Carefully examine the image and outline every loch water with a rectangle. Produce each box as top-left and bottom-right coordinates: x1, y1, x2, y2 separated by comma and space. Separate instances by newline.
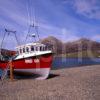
52, 57, 100, 69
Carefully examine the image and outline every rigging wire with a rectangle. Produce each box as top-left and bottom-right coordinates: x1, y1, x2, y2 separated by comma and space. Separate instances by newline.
25, 0, 32, 42
25, 0, 40, 43
26, 0, 31, 26
30, 0, 33, 25
5, 29, 19, 46
14, 32, 19, 45
33, 3, 40, 41
0, 29, 19, 63
0, 31, 6, 52
1, 29, 19, 50
35, 25, 40, 41
32, 0, 40, 41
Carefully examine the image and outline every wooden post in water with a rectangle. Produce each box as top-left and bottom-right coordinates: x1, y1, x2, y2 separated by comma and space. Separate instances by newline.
9, 61, 14, 81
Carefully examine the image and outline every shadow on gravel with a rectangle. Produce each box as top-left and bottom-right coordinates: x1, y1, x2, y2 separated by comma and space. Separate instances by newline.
47, 74, 60, 79
6, 71, 59, 80
7, 71, 40, 80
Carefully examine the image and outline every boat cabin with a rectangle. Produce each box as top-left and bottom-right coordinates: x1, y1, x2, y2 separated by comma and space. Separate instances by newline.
16, 43, 51, 55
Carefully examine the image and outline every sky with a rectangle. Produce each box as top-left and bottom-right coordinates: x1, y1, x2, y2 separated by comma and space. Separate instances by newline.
0, 0, 100, 49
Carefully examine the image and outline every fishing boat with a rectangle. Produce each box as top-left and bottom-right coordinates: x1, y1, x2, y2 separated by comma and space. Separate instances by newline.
0, 30, 53, 80
0, 1, 53, 80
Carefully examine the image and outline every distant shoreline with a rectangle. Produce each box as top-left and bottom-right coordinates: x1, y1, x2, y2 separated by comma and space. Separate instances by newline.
54, 56, 100, 58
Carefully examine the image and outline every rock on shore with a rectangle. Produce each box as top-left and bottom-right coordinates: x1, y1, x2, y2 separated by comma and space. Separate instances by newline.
0, 65, 100, 100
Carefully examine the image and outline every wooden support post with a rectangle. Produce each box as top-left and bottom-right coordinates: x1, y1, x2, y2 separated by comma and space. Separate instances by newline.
9, 61, 14, 81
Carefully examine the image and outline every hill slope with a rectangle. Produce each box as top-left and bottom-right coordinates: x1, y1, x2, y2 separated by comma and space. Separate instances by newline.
41, 36, 100, 57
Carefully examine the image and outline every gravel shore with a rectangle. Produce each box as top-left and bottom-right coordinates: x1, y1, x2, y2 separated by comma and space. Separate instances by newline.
0, 65, 100, 100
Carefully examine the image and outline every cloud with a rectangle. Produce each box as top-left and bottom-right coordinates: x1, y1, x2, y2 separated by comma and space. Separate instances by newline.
74, 0, 100, 19
0, 0, 100, 50
64, 0, 100, 19
0, 0, 28, 28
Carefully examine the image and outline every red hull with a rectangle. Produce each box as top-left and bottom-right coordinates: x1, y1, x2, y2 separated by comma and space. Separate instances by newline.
0, 53, 53, 79
0, 53, 53, 70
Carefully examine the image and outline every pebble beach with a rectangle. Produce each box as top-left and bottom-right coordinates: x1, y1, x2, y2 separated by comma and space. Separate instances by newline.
0, 65, 100, 100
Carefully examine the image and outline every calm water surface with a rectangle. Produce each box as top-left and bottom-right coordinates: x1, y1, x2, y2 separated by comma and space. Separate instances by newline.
52, 57, 100, 69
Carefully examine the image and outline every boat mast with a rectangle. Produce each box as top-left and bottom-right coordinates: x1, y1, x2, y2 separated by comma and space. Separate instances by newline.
25, 0, 40, 43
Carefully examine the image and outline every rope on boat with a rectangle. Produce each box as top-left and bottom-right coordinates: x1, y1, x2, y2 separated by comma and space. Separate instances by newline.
14, 31, 20, 45
1, 60, 14, 84
1, 64, 9, 81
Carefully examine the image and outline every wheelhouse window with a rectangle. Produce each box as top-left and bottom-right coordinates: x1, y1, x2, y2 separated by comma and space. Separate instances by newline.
20, 48, 22, 54
26, 47, 29, 52
43, 46, 45, 51
40, 46, 42, 51
31, 46, 34, 51
36, 47, 38, 51
23, 48, 25, 53
45, 46, 48, 50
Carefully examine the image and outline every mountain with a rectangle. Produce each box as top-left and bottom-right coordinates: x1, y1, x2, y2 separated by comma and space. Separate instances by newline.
40, 36, 63, 54
65, 38, 100, 53
41, 36, 100, 57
